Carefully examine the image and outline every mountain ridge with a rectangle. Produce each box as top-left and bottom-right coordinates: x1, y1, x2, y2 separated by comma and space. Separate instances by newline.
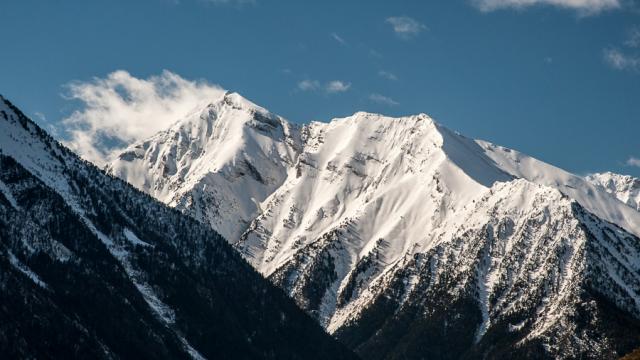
0, 94, 357, 359
107, 91, 300, 241
107, 93, 640, 358
587, 172, 640, 212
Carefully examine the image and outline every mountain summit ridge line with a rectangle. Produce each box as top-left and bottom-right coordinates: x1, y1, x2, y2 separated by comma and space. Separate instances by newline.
106, 92, 640, 358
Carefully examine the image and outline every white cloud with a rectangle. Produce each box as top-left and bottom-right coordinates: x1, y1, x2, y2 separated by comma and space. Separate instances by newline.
624, 27, 640, 48
472, 0, 620, 14
172, 0, 256, 6
33, 112, 46, 122
298, 79, 320, 91
627, 157, 640, 167
369, 49, 383, 58
299, 80, 351, 93
604, 48, 640, 71
61, 70, 225, 165
331, 32, 347, 46
202, 0, 256, 6
602, 26, 640, 72
33, 111, 55, 136
385, 16, 427, 39
369, 93, 399, 106
325, 80, 351, 93
378, 70, 398, 81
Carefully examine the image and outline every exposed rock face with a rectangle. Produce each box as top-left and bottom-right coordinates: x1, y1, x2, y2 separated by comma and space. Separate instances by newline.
108, 92, 300, 242
0, 95, 356, 360
110, 95, 640, 358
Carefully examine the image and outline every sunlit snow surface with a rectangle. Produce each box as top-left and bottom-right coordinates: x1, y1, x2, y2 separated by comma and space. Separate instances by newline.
103, 94, 640, 356
587, 172, 640, 212
108, 92, 299, 242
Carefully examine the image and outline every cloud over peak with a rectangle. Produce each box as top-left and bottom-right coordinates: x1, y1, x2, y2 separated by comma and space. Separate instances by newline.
61, 70, 225, 165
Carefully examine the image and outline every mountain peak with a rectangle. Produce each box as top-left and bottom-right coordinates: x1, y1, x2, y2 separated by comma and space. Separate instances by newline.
171, 91, 275, 132
0, 94, 357, 360
108, 92, 300, 241
341, 111, 436, 126
586, 172, 640, 211
8, 87, 638, 358
218, 91, 263, 111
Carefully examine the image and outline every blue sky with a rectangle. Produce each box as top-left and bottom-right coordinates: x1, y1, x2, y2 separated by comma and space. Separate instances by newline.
1, 0, 639, 174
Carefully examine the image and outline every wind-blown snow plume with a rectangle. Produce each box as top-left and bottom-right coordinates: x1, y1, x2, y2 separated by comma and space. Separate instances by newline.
61, 70, 225, 165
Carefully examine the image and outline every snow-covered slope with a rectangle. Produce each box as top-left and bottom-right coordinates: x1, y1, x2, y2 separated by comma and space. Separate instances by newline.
108, 96, 640, 358
480, 142, 640, 235
232, 112, 640, 353
237, 113, 511, 277
0, 95, 356, 359
332, 180, 640, 359
586, 172, 640, 212
107, 92, 300, 241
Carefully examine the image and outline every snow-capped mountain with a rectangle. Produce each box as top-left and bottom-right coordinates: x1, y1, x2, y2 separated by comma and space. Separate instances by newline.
0, 95, 356, 359
587, 172, 640, 212
110, 95, 640, 358
107, 92, 300, 241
